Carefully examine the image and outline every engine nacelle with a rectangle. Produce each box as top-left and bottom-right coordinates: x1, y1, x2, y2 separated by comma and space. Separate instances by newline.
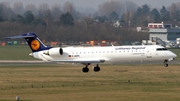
44, 47, 63, 56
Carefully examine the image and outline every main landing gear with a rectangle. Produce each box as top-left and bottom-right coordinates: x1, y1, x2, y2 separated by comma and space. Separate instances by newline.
164, 60, 168, 67
82, 64, 100, 73
94, 65, 100, 72
82, 65, 89, 73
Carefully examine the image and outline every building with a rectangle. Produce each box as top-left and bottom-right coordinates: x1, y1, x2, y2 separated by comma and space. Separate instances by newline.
148, 23, 172, 28
149, 22, 180, 41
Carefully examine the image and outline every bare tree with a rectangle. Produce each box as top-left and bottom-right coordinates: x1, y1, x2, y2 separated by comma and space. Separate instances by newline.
98, 1, 137, 19
123, 11, 131, 26
51, 4, 62, 21
13, 2, 24, 15
176, 2, 180, 10
63, 1, 74, 13
98, 1, 122, 17
38, 3, 49, 19
63, 1, 79, 20
124, 1, 138, 12
170, 3, 177, 20
25, 4, 38, 15
83, 16, 94, 29
39, 3, 49, 11
44, 10, 53, 26
1, 2, 13, 19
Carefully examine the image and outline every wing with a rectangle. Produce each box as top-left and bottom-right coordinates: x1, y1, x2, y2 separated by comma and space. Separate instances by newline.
52, 59, 106, 64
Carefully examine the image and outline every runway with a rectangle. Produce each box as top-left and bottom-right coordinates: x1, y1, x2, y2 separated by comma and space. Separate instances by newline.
0, 60, 179, 66
0, 60, 52, 66
0, 60, 50, 63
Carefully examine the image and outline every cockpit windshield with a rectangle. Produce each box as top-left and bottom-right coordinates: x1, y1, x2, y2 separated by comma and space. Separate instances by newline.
156, 48, 168, 51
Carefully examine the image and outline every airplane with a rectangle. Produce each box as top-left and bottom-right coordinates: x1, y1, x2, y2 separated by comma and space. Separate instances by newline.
6, 32, 177, 73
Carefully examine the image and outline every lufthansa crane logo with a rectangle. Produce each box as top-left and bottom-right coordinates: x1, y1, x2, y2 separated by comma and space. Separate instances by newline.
31, 39, 40, 51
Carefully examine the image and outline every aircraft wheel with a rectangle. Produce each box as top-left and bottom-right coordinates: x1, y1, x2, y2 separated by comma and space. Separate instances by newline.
164, 63, 168, 67
82, 67, 89, 73
164, 60, 168, 67
94, 66, 100, 72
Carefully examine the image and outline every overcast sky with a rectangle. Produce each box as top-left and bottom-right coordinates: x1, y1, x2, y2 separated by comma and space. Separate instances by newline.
0, 0, 180, 9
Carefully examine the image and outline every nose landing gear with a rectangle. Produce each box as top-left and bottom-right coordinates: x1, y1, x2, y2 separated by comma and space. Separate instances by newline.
164, 60, 168, 67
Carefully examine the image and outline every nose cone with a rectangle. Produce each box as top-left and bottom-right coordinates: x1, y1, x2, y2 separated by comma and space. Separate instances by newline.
173, 53, 177, 58
171, 52, 177, 58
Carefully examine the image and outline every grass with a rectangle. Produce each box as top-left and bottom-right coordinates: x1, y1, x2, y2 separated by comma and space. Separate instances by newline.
0, 46, 36, 60
0, 64, 180, 101
0, 46, 179, 100
170, 48, 180, 60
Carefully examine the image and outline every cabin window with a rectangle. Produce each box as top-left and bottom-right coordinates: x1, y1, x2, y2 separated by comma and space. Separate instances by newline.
163, 48, 168, 50
156, 48, 168, 51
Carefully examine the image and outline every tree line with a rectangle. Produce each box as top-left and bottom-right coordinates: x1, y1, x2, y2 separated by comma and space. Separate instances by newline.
0, 1, 180, 44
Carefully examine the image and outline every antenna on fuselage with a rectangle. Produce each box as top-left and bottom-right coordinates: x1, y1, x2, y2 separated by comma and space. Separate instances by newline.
111, 42, 114, 47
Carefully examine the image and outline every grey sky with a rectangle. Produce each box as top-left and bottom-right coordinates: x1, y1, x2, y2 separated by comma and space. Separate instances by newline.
0, 0, 180, 9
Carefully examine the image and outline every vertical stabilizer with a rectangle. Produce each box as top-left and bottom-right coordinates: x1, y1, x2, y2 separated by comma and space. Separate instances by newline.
6, 32, 52, 52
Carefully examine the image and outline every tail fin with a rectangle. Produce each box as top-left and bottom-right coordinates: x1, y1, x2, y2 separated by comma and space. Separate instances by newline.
6, 32, 52, 52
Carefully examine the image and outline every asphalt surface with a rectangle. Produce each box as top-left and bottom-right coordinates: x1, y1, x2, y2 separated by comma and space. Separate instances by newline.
0, 60, 179, 66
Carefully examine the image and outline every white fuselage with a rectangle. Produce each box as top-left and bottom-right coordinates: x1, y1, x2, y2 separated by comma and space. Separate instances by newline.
32, 45, 177, 64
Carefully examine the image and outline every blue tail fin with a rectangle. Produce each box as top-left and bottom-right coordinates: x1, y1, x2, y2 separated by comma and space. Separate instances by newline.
6, 32, 52, 52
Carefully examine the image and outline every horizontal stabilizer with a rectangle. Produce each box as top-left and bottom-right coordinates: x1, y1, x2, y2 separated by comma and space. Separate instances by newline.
6, 33, 36, 39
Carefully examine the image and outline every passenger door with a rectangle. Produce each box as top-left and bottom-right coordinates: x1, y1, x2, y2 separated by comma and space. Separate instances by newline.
146, 47, 152, 58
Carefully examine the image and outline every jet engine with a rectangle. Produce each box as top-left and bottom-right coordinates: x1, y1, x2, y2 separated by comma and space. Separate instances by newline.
43, 47, 63, 56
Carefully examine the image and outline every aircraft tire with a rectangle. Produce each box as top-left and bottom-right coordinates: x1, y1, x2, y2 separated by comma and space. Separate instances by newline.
164, 62, 168, 67
94, 66, 100, 72
82, 67, 89, 73
164, 60, 168, 67
164, 63, 168, 67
